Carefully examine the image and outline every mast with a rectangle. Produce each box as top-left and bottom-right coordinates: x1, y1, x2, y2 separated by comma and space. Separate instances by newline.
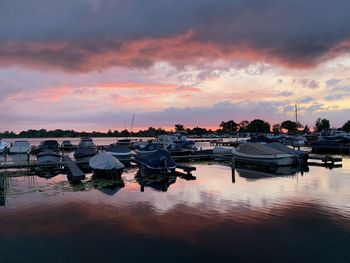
130, 113, 135, 134
295, 102, 298, 124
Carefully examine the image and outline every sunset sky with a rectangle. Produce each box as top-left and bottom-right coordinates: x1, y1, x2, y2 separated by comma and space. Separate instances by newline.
1, 0, 350, 132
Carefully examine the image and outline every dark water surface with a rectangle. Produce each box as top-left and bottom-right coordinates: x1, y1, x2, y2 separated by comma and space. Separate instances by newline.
1, 144, 350, 262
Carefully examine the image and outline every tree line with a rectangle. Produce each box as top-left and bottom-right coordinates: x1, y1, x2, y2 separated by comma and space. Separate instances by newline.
1, 119, 350, 138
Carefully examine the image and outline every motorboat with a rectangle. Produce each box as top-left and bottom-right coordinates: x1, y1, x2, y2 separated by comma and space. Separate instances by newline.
60, 140, 76, 151
116, 139, 132, 146
135, 149, 176, 175
213, 146, 233, 155
137, 142, 168, 153
36, 150, 61, 165
156, 134, 196, 150
34, 140, 60, 154
78, 137, 94, 147
265, 142, 308, 164
232, 143, 296, 166
89, 151, 124, 178
0, 139, 9, 154
36, 150, 61, 176
74, 146, 97, 164
9, 140, 31, 154
105, 145, 132, 163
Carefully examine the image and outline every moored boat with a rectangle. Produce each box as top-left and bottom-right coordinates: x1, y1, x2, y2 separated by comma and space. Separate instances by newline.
89, 151, 124, 178
105, 145, 132, 163
60, 140, 76, 151
0, 139, 9, 154
9, 140, 31, 154
232, 143, 296, 166
135, 149, 176, 175
74, 146, 98, 169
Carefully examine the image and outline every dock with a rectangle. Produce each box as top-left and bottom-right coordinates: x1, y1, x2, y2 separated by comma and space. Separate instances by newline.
210, 140, 240, 147
63, 156, 86, 182
308, 155, 342, 167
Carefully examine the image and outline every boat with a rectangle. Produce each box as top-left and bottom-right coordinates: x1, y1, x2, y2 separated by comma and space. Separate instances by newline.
89, 151, 124, 178
36, 150, 61, 176
265, 142, 308, 164
135, 149, 176, 175
9, 140, 31, 154
116, 139, 132, 146
78, 137, 94, 147
60, 140, 76, 151
0, 139, 9, 154
213, 146, 233, 155
104, 145, 132, 163
137, 142, 168, 153
156, 134, 196, 150
36, 150, 61, 165
74, 146, 97, 166
34, 140, 60, 154
232, 143, 296, 166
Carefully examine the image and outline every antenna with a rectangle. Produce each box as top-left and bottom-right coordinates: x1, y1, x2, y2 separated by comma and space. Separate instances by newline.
130, 113, 135, 133
295, 101, 298, 124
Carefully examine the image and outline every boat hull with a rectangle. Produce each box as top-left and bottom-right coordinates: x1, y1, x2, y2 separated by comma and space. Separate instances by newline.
232, 150, 295, 166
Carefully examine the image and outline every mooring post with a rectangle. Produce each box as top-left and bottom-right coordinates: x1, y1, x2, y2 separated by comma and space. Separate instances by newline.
231, 157, 236, 184
0, 173, 5, 191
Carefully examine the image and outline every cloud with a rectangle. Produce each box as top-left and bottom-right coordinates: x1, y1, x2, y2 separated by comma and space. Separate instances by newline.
294, 78, 320, 89
0, 0, 350, 72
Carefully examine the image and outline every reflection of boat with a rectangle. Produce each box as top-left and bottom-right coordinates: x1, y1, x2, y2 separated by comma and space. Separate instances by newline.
89, 151, 124, 178
135, 172, 176, 192
105, 145, 132, 163
235, 162, 301, 180
92, 177, 125, 195
232, 143, 296, 166
9, 140, 31, 154
135, 149, 176, 175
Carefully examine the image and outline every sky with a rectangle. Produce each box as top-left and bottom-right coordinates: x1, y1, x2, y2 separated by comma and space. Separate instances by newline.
0, 0, 350, 132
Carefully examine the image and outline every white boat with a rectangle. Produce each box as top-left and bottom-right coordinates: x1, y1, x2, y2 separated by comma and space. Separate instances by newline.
89, 151, 124, 177
232, 143, 296, 166
0, 140, 9, 154
9, 140, 31, 154
105, 145, 132, 162
213, 146, 232, 155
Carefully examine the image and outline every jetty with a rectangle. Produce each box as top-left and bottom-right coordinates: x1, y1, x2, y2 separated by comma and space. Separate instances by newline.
63, 156, 86, 182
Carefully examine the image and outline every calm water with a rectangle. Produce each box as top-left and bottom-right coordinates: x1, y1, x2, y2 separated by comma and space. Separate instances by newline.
0, 139, 350, 262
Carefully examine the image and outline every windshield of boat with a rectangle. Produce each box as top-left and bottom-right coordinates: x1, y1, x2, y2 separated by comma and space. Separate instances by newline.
13, 141, 29, 147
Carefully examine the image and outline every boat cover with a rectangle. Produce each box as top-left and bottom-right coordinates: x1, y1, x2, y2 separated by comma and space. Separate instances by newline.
135, 149, 176, 168
89, 151, 125, 170
237, 143, 283, 155
74, 146, 97, 159
106, 145, 131, 154
213, 146, 232, 154
265, 142, 296, 154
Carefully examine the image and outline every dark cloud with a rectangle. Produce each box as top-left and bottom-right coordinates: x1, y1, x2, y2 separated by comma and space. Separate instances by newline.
0, 0, 349, 71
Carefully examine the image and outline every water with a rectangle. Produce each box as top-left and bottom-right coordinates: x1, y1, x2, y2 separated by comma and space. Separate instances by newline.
0, 140, 350, 262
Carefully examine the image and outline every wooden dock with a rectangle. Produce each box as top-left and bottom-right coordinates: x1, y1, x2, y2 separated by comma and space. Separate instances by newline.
209, 141, 240, 147
63, 156, 86, 182
308, 155, 342, 167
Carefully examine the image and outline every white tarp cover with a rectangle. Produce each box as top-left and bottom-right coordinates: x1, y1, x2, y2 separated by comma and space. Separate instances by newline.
213, 146, 232, 154
89, 151, 125, 170
237, 143, 283, 155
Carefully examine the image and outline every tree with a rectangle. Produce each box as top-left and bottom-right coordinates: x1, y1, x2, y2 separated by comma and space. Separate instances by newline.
175, 124, 185, 132
342, 120, 350, 132
219, 120, 238, 134
280, 120, 298, 134
272, 123, 281, 134
315, 118, 330, 132
246, 119, 270, 133
238, 120, 250, 133
303, 125, 311, 134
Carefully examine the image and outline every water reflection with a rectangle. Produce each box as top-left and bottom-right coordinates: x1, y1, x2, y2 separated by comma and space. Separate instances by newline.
0, 162, 350, 262
135, 171, 177, 192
